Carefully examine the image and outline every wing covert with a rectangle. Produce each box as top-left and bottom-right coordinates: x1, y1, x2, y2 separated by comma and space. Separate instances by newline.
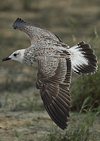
12, 18, 62, 44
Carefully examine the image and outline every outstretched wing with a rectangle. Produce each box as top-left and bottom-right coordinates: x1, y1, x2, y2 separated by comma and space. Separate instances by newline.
12, 18, 62, 45
36, 56, 71, 130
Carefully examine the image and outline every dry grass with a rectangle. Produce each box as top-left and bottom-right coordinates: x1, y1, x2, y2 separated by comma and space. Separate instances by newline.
0, 0, 100, 140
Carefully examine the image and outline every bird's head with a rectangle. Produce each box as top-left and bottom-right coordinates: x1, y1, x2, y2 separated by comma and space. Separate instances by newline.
2, 49, 25, 64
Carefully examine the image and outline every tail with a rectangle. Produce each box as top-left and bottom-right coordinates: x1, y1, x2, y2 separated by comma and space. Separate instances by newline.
68, 41, 97, 74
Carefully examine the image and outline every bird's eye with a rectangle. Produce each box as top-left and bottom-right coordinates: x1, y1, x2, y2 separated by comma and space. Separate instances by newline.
14, 53, 17, 57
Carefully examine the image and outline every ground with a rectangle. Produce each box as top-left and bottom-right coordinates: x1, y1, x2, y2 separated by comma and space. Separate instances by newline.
0, 0, 100, 140
0, 88, 100, 141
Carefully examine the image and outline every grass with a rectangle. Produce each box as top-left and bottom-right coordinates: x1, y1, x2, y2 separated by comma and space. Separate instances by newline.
71, 72, 100, 111
14, 129, 20, 138
0, 0, 100, 140
2, 91, 100, 141
71, 32, 100, 111
14, 129, 27, 141
11, 95, 40, 112
42, 100, 100, 141
0, 89, 44, 112
25, 95, 39, 111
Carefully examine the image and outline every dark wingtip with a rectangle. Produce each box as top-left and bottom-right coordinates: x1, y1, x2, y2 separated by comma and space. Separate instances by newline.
12, 18, 25, 29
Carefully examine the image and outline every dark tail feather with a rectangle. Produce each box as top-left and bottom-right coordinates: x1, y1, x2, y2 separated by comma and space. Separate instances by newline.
69, 41, 97, 74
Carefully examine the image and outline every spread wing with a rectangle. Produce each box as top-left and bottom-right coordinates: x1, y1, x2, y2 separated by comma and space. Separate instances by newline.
12, 18, 62, 45
36, 56, 71, 130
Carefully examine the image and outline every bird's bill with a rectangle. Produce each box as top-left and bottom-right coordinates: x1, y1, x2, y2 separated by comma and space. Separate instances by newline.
2, 57, 11, 62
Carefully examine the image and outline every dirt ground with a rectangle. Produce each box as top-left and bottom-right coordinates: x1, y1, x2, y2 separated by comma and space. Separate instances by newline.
0, 0, 100, 140
0, 87, 100, 141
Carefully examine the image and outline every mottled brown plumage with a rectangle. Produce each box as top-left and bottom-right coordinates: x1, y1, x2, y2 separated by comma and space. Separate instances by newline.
2, 18, 97, 130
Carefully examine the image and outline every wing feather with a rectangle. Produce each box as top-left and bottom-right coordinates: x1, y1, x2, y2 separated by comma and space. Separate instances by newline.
36, 56, 72, 129
12, 18, 62, 44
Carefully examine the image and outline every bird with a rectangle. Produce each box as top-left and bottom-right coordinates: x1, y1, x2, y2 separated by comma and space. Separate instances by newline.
2, 18, 97, 130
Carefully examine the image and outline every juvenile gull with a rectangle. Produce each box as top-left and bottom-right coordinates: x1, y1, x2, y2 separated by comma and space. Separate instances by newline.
2, 18, 97, 130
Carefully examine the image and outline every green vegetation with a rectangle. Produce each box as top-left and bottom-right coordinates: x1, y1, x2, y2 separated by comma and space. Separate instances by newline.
14, 129, 20, 138
42, 101, 100, 141
71, 33, 100, 111
71, 72, 100, 111
0, 0, 100, 140
1, 90, 43, 112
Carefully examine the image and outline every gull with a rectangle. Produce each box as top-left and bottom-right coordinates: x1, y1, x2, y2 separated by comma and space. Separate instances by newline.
2, 18, 97, 130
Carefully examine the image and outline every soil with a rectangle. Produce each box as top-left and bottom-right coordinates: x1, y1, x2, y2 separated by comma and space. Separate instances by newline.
0, 0, 100, 140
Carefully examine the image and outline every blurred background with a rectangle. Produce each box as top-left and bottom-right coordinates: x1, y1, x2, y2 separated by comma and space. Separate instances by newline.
0, 0, 100, 109
0, 0, 100, 140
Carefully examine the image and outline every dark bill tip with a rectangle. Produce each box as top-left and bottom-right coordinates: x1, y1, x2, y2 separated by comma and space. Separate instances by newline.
2, 57, 11, 62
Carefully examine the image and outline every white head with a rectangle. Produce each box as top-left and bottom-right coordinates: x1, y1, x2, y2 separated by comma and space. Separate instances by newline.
2, 49, 25, 64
